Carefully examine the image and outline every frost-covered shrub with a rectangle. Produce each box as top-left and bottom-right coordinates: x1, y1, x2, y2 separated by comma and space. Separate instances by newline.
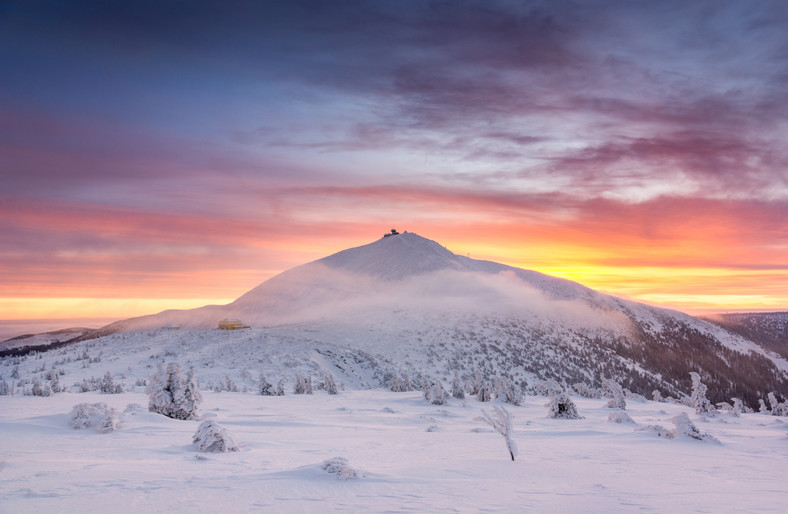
69, 402, 119, 433
100, 372, 123, 394
293, 374, 313, 394
572, 382, 600, 399
192, 420, 239, 453
495, 377, 523, 406
32, 378, 52, 397
638, 423, 672, 438
652, 390, 663, 402
0, 378, 11, 396
322, 457, 358, 480
424, 380, 447, 405
758, 399, 769, 414
49, 372, 61, 393
450, 371, 465, 399
477, 382, 492, 402
259, 374, 274, 396
481, 405, 518, 461
731, 398, 745, 416
547, 391, 583, 419
767, 392, 788, 416
689, 372, 715, 416
608, 411, 636, 424
465, 371, 482, 396
275, 379, 286, 396
603, 379, 626, 410
323, 372, 338, 395
671, 413, 719, 443
146, 363, 203, 420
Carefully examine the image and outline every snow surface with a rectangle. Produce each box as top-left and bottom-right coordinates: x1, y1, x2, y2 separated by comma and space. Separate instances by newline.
2, 390, 787, 513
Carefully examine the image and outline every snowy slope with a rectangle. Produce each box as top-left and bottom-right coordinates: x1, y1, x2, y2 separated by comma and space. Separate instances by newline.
2, 390, 787, 513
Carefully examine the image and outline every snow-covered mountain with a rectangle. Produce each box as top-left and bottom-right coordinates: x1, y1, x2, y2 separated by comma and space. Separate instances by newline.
5, 232, 788, 407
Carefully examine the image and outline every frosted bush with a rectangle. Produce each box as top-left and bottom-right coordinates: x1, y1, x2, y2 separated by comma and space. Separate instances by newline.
69, 402, 119, 433
193, 420, 239, 453
100, 372, 123, 394
259, 374, 274, 396
767, 392, 788, 416
608, 411, 636, 424
477, 381, 492, 402
671, 413, 719, 443
450, 371, 465, 399
146, 362, 202, 420
32, 378, 52, 397
547, 391, 583, 419
603, 379, 626, 410
322, 457, 358, 480
639, 413, 718, 443
323, 372, 338, 395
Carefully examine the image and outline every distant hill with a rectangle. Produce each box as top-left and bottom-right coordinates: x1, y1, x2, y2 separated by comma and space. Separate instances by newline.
702, 312, 788, 359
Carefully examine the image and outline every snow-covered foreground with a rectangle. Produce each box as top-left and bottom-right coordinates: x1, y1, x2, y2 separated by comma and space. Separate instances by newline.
2, 391, 787, 513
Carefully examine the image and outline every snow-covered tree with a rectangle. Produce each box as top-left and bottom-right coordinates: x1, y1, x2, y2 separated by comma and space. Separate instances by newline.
390, 372, 408, 392
767, 392, 788, 416
547, 390, 582, 419
146, 362, 202, 420
758, 399, 769, 414
603, 378, 626, 410
181, 367, 203, 416
0, 378, 11, 396
275, 379, 286, 396
450, 371, 465, 399
481, 405, 518, 461
323, 372, 338, 395
499, 378, 523, 406
100, 371, 123, 394
465, 371, 482, 396
477, 381, 492, 402
259, 374, 274, 396
423, 379, 447, 405
293, 374, 307, 394
731, 397, 745, 416
689, 372, 715, 416
193, 420, 239, 453
652, 390, 663, 402
49, 372, 61, 393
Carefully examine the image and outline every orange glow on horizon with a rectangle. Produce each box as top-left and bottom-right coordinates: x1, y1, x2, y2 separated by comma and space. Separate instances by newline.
2, 197, 786, 320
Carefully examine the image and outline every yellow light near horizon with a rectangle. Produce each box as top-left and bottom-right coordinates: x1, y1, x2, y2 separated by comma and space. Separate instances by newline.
0, 297, 236, 321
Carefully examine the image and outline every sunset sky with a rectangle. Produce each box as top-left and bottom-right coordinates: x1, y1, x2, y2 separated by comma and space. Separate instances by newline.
2, 0, 787, 321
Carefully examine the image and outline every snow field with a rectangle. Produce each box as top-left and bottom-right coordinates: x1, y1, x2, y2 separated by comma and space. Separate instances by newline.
2, 390, 787, 513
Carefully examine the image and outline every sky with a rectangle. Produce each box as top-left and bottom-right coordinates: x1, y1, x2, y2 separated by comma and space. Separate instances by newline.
1, 0, 787, 321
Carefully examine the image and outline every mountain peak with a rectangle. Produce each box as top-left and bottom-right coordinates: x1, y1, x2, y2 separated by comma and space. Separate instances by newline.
317, 231, 463, 281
